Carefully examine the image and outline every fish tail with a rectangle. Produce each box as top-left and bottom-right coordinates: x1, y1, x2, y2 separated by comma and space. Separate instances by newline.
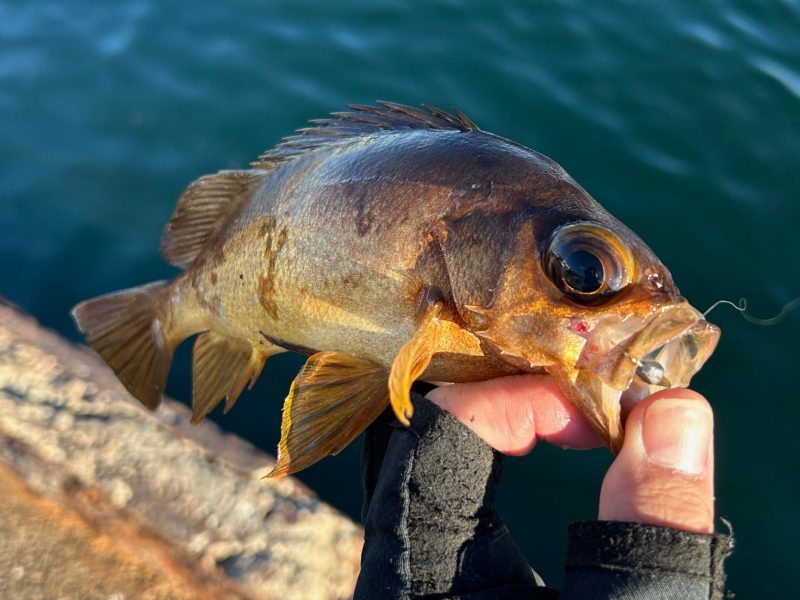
71, 280, 181, 410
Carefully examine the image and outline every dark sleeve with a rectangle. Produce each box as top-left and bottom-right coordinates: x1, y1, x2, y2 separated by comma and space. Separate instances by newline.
355, 393, 734, 600
562, 521, 734, 600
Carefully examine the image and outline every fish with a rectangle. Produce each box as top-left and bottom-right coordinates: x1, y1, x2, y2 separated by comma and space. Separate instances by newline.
72, 101, 720, 477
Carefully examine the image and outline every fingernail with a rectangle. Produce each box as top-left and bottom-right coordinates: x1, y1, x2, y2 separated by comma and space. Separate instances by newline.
643, 398, 711, 475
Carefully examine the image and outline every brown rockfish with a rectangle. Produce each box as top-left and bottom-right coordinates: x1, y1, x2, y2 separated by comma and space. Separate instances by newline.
72, 102, 720, 476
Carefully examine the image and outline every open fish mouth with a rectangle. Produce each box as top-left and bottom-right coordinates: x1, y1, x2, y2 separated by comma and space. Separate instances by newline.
570, 302, 720, 451
621, 316, 720, 419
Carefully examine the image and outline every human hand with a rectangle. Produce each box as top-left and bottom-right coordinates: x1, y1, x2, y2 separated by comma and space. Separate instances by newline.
427, 375, 714, 533
356, 376, 728, 598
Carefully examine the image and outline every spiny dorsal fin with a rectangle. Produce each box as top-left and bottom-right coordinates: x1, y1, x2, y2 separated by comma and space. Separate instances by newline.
267, 352, 389, 477
161, 170, 265, 268
252, 101, 480, 170
191, 330, 283, 424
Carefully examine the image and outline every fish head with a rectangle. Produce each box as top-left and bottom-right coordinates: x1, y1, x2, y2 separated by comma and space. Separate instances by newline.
441, 168, 719, 452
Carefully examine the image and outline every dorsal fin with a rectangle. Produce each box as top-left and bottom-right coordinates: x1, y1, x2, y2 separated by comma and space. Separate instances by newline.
160, 170, 265, 267
251, 101, 480, 170
162, 103, 477, 267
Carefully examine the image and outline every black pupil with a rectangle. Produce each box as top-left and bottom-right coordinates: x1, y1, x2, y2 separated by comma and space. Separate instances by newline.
562, 250, 604, 293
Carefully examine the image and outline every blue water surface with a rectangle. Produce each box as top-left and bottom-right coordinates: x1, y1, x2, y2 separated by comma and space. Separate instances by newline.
2, 1, 799, 596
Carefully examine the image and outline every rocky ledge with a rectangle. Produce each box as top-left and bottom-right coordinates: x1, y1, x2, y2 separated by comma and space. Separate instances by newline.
0, 301, 362, 600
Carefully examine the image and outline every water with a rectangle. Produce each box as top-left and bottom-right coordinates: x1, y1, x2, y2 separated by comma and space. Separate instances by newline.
2, 1, 799, 596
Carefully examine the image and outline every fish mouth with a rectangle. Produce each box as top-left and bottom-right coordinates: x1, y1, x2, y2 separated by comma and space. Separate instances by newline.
570, 302, 720, 452
620, 316, 720, 420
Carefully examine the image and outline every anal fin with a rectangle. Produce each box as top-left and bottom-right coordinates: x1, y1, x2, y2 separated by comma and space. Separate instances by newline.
267, 352, 389, 478
388, 298, 443, 425
191, 331, 282, 424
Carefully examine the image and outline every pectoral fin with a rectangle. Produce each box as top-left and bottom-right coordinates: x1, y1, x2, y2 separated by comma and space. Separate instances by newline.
267, 352, 389, 478
388, 299, 443, 425
191, 331, 283, 424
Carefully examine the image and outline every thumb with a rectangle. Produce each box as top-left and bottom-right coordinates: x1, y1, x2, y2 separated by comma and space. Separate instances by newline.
598, 389, 715, 534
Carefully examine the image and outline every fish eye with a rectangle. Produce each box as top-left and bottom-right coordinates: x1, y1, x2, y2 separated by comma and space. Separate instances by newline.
544, 222, 635, 305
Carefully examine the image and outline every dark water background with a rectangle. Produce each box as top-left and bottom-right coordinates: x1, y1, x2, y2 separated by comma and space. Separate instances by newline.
2, 1, 799, 596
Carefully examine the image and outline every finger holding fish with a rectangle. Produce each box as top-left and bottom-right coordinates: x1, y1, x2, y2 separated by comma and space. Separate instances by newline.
426, 374, 602, 455
427, 376, 716, 533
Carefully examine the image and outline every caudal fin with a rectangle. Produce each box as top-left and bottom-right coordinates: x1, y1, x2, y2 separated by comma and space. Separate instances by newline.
71, 281, 176, 410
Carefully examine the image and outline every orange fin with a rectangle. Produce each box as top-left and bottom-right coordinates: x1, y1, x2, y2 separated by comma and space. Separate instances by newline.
388, 299, 443, 425
71, 281, 176, 410
160, 170, 265, 268
191, 331, 282, 424
267, 352, 389, 478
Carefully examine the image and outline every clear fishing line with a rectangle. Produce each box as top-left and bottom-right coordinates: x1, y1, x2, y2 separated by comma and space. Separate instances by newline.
703, 296, 800, 326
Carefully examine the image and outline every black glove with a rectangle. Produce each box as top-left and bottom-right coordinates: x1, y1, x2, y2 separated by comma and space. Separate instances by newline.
355, 394, 733, 600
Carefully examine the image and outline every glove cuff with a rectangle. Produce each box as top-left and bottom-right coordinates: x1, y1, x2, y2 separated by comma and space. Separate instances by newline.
564, 520, 734, 599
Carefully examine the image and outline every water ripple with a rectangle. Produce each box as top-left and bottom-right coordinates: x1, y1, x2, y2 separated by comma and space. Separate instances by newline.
682, 21, 730, 50
752, 55, 800, 101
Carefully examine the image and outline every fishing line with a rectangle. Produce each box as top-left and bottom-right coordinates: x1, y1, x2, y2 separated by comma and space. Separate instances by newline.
703, 296, 800, 325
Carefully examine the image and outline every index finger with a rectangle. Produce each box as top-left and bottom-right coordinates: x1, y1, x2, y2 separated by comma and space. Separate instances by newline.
426, 374, 601, 455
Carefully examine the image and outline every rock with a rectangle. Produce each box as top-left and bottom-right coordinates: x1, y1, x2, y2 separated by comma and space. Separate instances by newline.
0, 301, 362, 599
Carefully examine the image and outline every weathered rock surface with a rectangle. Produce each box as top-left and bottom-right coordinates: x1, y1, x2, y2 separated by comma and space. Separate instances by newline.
0, 301, 362, 599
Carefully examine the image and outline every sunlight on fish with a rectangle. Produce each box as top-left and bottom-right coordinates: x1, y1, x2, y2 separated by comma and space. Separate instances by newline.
72, 102, 721, 475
